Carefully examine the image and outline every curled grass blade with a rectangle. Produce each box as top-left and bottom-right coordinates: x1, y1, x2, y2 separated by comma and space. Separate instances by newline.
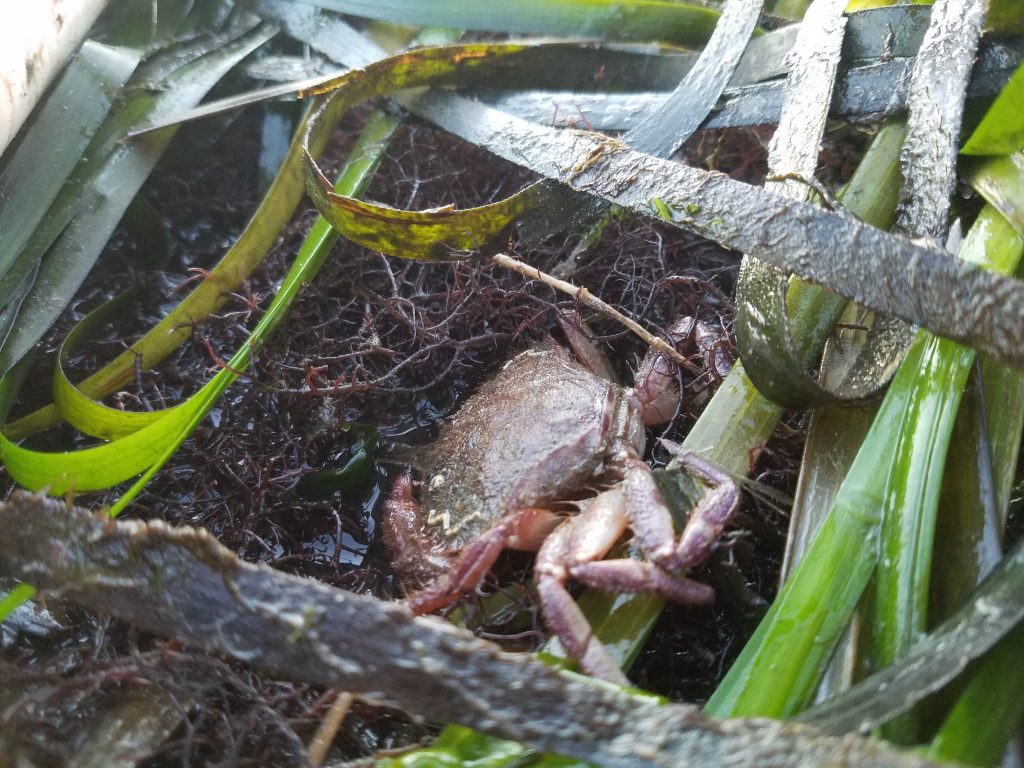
0, 107, 399, 498
5, 61, 335, 440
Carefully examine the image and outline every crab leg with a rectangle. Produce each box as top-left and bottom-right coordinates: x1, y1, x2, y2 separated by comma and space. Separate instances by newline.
535, 487, 713, 685
558, 311, 620, 383
622, 451, 738, 574
403, 506, 562, 615
535, 488, 631, 685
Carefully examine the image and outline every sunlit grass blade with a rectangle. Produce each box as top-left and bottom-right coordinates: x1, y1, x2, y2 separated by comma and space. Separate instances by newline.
960, 59, 1024, 156
0, 106, 399, 497
0, 583, 37, 623
2, 55, 355, 440
780, 117, 907, 587
105, 108, 398, 512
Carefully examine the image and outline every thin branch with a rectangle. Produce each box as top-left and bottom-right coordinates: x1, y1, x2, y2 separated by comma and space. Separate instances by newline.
493, 253, 702, 376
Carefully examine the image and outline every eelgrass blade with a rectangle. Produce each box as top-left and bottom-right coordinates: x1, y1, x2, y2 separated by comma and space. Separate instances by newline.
3, 16, 418, 440
796, 534, 1024, 735
4, 85, 320, 440
105, 109, 401, 518
734, 0, 872, 410
517, 0, 763, 244
295, 0, 722, 48
0, 18, 275, 377
0, 40, 141, 290
961, 59, 1024, 156
706, 204, 1024, 720
924, 159, 1024, 766
0, 105, 399, 497
0, 583, 37, 623
781, 132, 911, 570
864, 0, 1009, 737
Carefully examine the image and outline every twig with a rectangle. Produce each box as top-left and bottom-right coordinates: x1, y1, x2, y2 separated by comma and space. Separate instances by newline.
493, 253, 702, 376
308, 691, 355, 765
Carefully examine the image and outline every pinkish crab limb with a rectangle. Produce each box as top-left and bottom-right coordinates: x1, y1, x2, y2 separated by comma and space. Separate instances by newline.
535, 488, 631, 683
634, 316, 696, 425
621, 451, 739, 574
560, 310, 696, 425
665, 447, 741, 568
402, 505, 562, 615
535, 487, 716, 684
557, 311, 620, 383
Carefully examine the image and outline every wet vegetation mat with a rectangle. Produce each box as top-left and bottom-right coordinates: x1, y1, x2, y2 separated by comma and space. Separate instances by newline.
1, 0, 1024, 766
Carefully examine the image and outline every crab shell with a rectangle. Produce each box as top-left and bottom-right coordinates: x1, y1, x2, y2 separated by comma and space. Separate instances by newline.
386, 344, 645, 587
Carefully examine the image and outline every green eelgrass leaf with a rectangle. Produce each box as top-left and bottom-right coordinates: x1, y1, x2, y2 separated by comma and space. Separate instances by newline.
0, 19, 275, 378
960, 59, 1024, 156
292, 0, 723, 48
923, 359, 1024, 764
966, 153, 1024, 239
796, 534, 1024, 735
0, 583, 37, 623
53, 291, 184, 440
869, 72, 1024, 735
706, 203, 1024, 720
4, 54, 346, 440
985, 0, 1024, 33
0, 107, 399, 497
377, 725, 588, 768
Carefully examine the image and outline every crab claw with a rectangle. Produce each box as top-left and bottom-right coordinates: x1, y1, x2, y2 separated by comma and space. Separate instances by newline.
635, 316, 697, 426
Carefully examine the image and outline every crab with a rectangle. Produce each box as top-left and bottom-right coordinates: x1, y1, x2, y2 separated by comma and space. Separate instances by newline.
382, 317, 738, 685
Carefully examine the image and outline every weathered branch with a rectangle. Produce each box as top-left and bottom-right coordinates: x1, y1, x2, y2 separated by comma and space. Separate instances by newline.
0, 493, 945, 768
